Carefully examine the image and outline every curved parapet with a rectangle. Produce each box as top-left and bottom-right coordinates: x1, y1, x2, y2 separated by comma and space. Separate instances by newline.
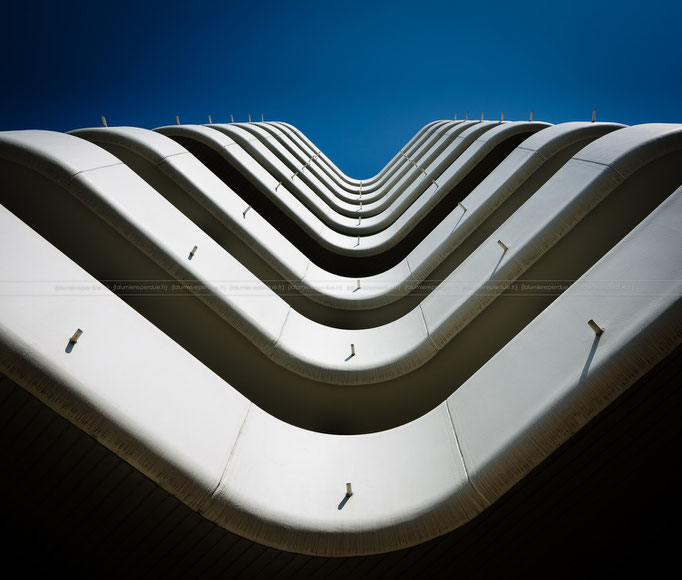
267, 120, 447, 190
2, 123, 679, 388
152, 122, 552, 277
1, 119, 681, 557
69, 122, 622, 329
154, 121, 546, 239
271, 120, 453, 190
223, 120, 466, 208
238, 120, 455, 201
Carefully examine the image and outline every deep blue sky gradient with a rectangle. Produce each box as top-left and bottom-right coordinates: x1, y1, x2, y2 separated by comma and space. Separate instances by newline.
1, 0, 681, 177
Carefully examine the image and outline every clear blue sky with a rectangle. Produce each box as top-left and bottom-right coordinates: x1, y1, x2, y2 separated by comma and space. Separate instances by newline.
1, 0, 680, 177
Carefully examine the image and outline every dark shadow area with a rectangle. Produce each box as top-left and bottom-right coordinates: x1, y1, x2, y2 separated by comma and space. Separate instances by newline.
580, 334, 602, 384
490, 247, 506, 277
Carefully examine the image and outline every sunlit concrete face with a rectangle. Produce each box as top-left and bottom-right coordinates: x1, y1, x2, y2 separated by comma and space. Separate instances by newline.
1, 119, 681, 556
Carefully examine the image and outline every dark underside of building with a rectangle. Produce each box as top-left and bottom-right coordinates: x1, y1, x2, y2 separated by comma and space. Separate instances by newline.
1, 343, 680, 579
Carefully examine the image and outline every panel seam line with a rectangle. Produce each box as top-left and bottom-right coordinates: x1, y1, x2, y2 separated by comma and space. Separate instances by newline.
210, 402, 253, 500
444, 401, 491, 506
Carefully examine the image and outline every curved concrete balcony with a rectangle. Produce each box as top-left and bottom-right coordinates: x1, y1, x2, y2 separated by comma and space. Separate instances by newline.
67, 122, 621, 329
1, 119, 680, 556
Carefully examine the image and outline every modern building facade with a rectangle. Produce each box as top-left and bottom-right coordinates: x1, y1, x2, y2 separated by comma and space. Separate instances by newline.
1, 118, 681, 576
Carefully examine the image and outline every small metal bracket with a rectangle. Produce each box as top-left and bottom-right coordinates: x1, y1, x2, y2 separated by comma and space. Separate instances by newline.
66, 328, 83, 353
587, 319, 605, 336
